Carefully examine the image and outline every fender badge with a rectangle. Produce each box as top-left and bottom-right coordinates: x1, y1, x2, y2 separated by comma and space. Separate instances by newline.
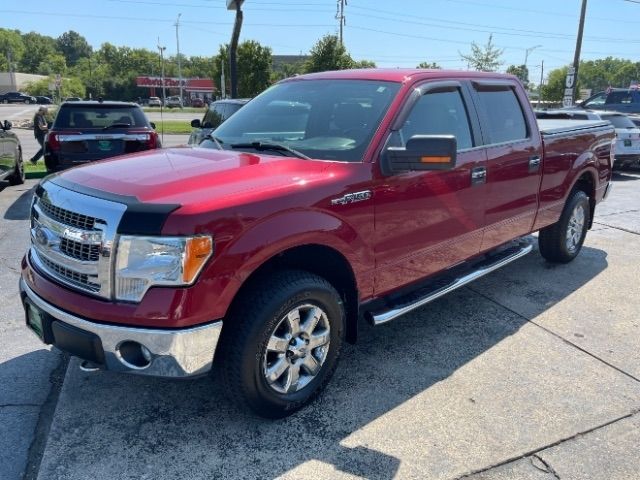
331, 190, 372, 206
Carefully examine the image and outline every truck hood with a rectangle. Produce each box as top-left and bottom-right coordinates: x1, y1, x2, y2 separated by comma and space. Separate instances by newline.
52, 147, 335, 210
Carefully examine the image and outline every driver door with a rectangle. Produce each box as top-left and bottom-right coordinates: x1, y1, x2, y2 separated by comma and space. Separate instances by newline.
373, 81, 487, 295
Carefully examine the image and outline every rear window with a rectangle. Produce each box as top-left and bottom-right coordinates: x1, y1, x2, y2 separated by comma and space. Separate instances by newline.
53, 105, 149, 129
601, 114, 636, 129
605, 91, 636, 105
475, 87, 529, 144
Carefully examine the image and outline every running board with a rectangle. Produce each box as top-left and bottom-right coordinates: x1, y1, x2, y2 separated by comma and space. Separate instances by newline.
366, 241, 533, 326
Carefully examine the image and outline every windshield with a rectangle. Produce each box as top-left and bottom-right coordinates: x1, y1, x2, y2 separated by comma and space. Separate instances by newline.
209, 79, 401, 162
601, 114, 636, 129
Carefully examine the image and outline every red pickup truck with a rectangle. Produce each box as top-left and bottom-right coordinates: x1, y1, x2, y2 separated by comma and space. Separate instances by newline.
20, 69, 614, 417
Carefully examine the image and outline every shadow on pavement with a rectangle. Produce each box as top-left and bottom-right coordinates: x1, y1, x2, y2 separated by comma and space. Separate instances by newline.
4, 186, 35, 221
612, 171, 640, 182
36, 244, 609, 479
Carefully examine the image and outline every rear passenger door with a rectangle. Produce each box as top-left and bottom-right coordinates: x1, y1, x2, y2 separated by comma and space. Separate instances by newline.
470, 81, 543, 251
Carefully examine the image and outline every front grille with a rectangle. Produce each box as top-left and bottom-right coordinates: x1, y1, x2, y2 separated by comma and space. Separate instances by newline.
59, 238, 100, 262
38, 197, 99, 230
40, 255, 101, 292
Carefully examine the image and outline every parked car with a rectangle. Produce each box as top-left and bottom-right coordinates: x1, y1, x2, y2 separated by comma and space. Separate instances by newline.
536, 109, 640, 168
20, 69, 614, 418
188, 98, 249, 145
190, 97, 205, 108
576, 87, 640, 114
165, 96, 182, 108
0, 120, 25, 188
35, 96, 54, 105
148, 96, 162, 107
0, 91, 37, 104
43, 100, 160, 172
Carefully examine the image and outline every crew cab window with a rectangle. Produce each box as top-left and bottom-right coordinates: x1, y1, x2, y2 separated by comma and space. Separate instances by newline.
606, 91, 634, 105
476, 87, 528, 144
396, 89, 474, 150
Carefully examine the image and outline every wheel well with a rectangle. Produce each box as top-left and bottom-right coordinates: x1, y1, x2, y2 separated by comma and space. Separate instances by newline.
572, 172, 596, 228
229, 244, 360, 344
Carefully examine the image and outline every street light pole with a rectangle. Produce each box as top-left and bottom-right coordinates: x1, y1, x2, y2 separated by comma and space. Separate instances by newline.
157, 38, 167, 107
523, 44, 542, 84
175, 13, 183, 107
228, 0, 244, 99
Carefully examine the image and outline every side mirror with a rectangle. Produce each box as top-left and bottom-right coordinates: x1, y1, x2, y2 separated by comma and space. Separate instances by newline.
3, 120, 12, 130
150, 122, 156, 130
191, 119, 201, 128
382, 135, 457, 176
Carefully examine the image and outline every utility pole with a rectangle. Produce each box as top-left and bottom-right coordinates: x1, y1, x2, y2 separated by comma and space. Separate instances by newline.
571, 0, 588, 102
220, 60, 226, 99
228, 0, 244, 99
336, 0, 346, 45
537, 60, 544, 108
175, 13, 183, 106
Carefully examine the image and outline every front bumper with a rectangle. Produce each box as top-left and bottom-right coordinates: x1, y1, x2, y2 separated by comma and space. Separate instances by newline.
20, 278, 223, 378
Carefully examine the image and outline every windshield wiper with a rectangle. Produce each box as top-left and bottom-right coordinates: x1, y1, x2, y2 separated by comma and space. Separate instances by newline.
230, 141, 310, 159
103, 123, 131, 130
205, 133, 224, 150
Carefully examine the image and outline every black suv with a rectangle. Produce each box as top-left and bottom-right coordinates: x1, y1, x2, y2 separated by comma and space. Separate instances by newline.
44, 101, 160, 172
0, 120, 25, 188
188, 98, 249, 145
0, 92, 37, 104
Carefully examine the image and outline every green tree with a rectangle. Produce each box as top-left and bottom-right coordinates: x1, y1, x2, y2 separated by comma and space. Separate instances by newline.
26, 75, 85, 99
460, 34, 504, 72
541, 66, 568, 102
304, 34, 354, 73
19, 32, 57, 73
213, 40, 273, 97
57, 31, 92, 67
416, 61, 441, 69
506, 64, 530, 87
352, 59, 376, 68
0, 29, 25, 72
37, 54, 67, 76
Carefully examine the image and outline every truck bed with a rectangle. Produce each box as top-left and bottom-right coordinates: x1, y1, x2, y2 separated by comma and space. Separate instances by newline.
537, 119, 611, 136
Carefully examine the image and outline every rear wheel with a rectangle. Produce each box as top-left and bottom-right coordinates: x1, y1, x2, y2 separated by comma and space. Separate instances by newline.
539, 190, 590, 263
8, 150, 25, 185
218, 270, 345, 418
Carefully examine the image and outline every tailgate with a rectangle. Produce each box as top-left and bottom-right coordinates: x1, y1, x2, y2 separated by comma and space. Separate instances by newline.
57, 133, 150, 164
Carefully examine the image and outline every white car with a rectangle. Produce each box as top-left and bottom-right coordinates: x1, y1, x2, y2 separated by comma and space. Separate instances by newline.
165, 96, 183, 108
536, 109, 640, 168
148, 96, 162, 107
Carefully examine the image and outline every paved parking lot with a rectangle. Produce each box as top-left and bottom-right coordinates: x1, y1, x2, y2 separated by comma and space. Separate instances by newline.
1, 135, 639, 478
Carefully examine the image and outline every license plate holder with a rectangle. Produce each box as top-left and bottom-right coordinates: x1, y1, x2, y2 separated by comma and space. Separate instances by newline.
25, 301, 45, 341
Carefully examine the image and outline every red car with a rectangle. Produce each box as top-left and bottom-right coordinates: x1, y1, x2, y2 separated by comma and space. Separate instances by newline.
190, 97, 205, 108
21, 69, 614, 417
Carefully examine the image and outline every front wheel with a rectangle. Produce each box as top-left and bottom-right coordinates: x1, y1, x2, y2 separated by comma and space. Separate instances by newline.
218, 270, 345, 418
538, 190, 590, 263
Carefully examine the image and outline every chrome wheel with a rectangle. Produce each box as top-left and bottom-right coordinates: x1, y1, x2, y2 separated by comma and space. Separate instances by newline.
566, 204, 585, 253
262, 303, 331, 394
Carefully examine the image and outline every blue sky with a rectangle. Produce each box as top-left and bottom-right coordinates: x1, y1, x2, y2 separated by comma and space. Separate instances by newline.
4, 0, 640, 80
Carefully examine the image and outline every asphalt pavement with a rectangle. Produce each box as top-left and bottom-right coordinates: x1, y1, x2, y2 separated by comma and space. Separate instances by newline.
1, 122, 639, 478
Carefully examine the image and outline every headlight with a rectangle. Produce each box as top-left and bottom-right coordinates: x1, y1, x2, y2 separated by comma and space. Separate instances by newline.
115, 235, 213, 302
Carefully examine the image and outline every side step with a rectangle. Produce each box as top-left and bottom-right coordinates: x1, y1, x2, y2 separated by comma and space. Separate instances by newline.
366, 240, 533, 326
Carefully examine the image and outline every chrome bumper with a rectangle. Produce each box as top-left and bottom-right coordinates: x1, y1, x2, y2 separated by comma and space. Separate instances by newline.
20, 278, 223, 378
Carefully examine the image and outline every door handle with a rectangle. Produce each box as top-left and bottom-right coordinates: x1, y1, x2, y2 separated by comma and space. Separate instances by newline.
471, 166, 486, 185
529, 155, 541, 172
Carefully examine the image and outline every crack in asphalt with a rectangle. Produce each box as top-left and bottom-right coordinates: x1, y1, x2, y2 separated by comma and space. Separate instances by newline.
592, 221, 639, 236
467, 286, 640, 385
23, 351, 69, 480
455, 409, 639, 479
532, 454, 561, 479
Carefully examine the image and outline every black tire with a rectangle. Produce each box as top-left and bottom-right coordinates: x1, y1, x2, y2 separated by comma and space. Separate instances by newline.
539, 190, 590, 263
217, 269, 345, 418
8, 149, 25, 186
